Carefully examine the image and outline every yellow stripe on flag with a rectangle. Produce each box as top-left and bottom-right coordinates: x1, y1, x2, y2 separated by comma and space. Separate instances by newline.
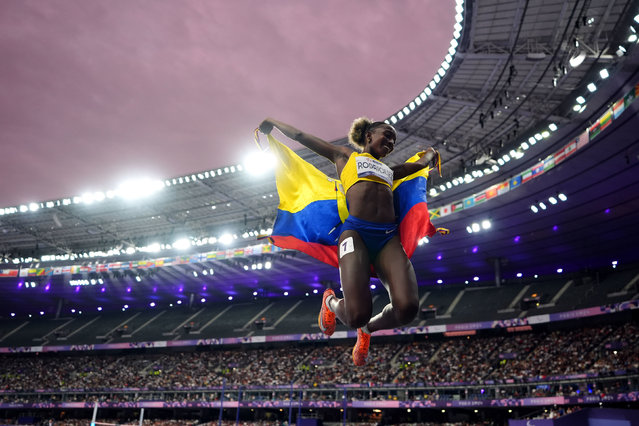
267, 135, 347, 219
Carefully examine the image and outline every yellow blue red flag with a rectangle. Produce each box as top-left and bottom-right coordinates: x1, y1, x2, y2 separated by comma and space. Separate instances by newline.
265, 135, 441, 268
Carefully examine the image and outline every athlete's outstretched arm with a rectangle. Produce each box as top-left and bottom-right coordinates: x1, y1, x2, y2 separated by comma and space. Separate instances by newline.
391, 147, 440, 180
259, 118, 351, 164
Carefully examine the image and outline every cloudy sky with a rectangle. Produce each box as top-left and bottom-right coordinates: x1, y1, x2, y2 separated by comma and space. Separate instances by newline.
0, 0, 454, 206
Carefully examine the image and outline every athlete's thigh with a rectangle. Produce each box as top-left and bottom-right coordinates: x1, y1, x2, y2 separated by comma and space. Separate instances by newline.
338, 230, 373, 309
374, 236, 418, 306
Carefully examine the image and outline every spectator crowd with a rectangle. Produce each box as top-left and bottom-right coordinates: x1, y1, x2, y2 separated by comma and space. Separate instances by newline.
0, 322, 637, 398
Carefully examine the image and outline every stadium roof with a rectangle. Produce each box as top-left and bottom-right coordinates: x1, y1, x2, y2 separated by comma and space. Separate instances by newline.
1, 0, 639, 311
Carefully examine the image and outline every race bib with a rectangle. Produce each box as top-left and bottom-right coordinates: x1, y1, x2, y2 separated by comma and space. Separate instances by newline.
355, 156, 393, 186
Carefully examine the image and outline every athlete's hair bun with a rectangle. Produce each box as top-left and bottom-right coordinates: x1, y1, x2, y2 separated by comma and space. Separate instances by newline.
348, 117, 373, 150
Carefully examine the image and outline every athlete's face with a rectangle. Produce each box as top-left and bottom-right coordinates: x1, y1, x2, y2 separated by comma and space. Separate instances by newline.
366, 124, 397, 159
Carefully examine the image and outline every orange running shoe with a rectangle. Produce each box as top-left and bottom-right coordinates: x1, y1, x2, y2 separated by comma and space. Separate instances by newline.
352, 328, 371, 366
318, 289, 336, 336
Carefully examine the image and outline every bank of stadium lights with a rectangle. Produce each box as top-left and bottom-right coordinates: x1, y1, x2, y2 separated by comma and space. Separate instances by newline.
466, 219, 491, 234
244, 261, 272, 271
1, 163, 248, 217
530, 193, 567, 213
431, 124, 558, 198
387, 0, 464, 125
32, 228, 273, 266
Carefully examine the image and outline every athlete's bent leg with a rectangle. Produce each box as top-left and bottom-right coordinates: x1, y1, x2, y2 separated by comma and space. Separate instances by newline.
366, 236, 419, 333
324, 230, 372, 329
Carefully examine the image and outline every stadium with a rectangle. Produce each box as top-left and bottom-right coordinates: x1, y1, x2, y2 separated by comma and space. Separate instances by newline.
1, 0, 639, 425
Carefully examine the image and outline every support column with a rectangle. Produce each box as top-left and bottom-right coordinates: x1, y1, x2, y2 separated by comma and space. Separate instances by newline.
494, 257, 502, 287
55, 298, 64, 319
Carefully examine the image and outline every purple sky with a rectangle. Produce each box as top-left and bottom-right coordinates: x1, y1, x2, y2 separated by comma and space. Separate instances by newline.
0, 1, 454, 206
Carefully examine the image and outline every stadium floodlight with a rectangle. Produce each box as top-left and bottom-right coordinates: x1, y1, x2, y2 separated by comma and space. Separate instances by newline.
539, 201, 547, 210
264, 261, 272, 269
116, 178, 164, 200
549, 123, 558, 131
549, 196, 558, 205
576, 96, 586, 104
172, 238, 191, 250
558, 193, 567, 201
569, 51, 586, 68
531, 205, 539, 213
481, 219, 491, 230
599, 68, 609, 79
587, 83, 597, 92
471, 223, 480, 233
244, 150, 277, 177
28, 203, 39, 212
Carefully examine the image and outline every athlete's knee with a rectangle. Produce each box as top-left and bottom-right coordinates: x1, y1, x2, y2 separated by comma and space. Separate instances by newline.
345, 308, 372, 329
393, 299, 419, 325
